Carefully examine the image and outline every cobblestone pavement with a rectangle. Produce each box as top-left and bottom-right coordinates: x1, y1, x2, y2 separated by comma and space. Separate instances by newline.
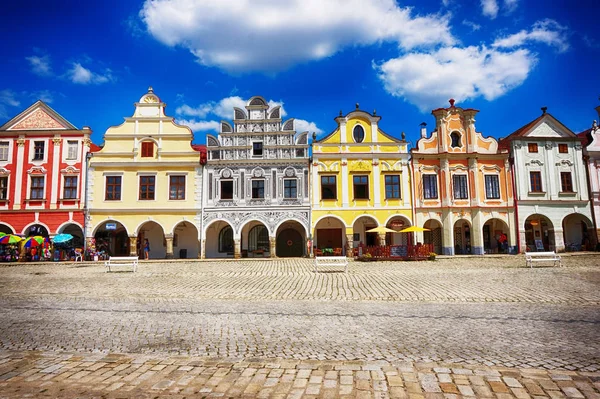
0, 255, 599, 397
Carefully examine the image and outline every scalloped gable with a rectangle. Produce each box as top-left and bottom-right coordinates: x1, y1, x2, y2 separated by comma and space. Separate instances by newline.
0, 101, 78, 131
527, 119, 575, 138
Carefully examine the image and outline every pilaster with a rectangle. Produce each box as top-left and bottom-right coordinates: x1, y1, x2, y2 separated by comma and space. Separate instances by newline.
234, 238, 241, 259
270, 237, 276, 258
129, 236, 138, 257
165, 235, 174, 259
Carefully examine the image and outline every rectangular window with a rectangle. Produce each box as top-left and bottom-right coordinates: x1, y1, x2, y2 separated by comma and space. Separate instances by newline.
63, 176, 78, 199
0, 142, 8, 161
252, 180, 264, 198
423, 175, 438, 199
321, 176, 337, 200
560, 172, 573, 192
453, 174, 468, 199
169, 175, 186, 200
530, 171, 543, 192
558, 144, 568, 153
385, 175, 400, 199
139, 176, 155, 200
284, 179, 297, 199
252, 142, 263, 157
33, 141, 45, 160
0, 176, 7, 200
220, 180, 233, 199
353, 175, 369, 199
67, 140, 78, 160
141, 142, 154, 157
30, 176, 44, 199
105, 176, 122, 200
528, 143, 538, 153
485, 175, 501, 199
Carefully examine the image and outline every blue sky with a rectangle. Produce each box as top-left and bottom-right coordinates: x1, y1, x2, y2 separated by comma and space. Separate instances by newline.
2, 0, 599, 147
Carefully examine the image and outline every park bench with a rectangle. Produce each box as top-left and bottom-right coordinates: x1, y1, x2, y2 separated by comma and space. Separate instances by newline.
105, 256, 139, 272
525, 251, 562, 268
314, 256, 348, 273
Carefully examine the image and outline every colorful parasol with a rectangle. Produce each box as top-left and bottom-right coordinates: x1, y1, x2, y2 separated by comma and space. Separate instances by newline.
23, 236, 49, 248
0, 234, 23, 245
52, 233, 73, 244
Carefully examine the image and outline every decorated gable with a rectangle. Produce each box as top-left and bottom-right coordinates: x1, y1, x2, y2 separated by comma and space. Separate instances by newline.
527, 119, 574, 138
0, 101, 77, 131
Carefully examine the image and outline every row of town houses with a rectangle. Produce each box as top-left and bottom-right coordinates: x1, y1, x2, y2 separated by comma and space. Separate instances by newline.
1, 87, 599, 259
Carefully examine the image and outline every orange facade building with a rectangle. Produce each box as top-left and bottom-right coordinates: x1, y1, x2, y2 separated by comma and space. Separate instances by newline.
411, 100, 516, 255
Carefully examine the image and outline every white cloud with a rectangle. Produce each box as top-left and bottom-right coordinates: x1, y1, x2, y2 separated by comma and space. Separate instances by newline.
462, 20, 481, 32
139, 0, 455, 73
67, 63, 114, 85
441, 0, 451, 6
295, 119, 323, 134
375, 46, 535, 112
0, 89, 20, 119
492, 19, 569, 52
503, 0, 518, 13
481, 0, 499, 19
177, 96, 288, 120
30, 90, 54, 103
26, 55, 52, 76
176, 119, 220, 132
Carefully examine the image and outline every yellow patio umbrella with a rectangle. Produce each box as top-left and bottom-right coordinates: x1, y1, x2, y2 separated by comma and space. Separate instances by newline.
366, 226, 399, 234
398, 226, 430, 233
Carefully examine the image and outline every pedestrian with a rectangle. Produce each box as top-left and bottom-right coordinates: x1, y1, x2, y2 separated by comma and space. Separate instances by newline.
498, 233, 507, 253
144, 239, 150, 260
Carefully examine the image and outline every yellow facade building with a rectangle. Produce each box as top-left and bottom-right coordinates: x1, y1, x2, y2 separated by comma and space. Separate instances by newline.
86, 88, 203, 259
311, 106, 412, 254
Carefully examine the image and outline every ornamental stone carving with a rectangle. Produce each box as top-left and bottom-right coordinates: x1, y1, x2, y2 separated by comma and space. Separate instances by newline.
12, 109, 64, 130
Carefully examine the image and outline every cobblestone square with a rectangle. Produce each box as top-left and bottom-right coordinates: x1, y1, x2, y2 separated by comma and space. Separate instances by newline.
0, 254, 598, 397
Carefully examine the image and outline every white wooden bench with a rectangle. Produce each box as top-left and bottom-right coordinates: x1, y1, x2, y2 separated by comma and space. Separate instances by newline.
525, 251, 562, 268
314, 256, 348, 273
105, 256, 139, 272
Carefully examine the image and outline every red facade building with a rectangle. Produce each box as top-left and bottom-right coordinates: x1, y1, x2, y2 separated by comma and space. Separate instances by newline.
0, 101, 91, 245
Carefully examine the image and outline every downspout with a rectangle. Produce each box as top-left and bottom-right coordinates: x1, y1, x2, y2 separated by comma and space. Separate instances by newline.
510, 158, 520, 254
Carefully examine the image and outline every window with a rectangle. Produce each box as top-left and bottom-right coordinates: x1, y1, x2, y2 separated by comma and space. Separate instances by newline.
485, 175, 500, 199
139, 176, 155, 200
252, 142, 263, 157
218, 226, 233, 253
528, 143, 538, 153
284, 179, 297, 199
385, 175, 400, 199
450, 131, 461, 148
169, 175, 185, 200
530, 171, 543, 192
30, 176, 44, 199
63, 176, 78, 199
453, 174, 468, 199
560, 172, 573, 192
423, 175, 438, 199
0, 177, 7, 200
321, 176, 337, 200
248, 225, 269, 251
353, 125, 365, 143
33, 141, 45, 160
0, 142, 8, 161
105, 176, 122, 200
252, 180, 264, 199
352, 175, 368, 199
67, 141, 78, 160
220, 180, 233, 200
141, 142, 154, 157
558, 144, 568, 154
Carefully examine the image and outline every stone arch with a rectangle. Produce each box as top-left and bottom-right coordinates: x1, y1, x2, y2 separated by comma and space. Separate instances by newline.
57, 222, 85, 248
352, 215, 379, 247
524, 214, 555, 252
453, 218, 473, 254
137, 221, 166, 259
423, 219, 443, 255
275, 220, 306, 258
204, 220, 234, 259
22, 222, 50, 237
314, 216, 346, 251
0, 222, 16, 234
93, 219, 129, 257
172, 220, 199, 259
562, 213, 595, 251
385, 215, 412, 246
482, 218, 510, 254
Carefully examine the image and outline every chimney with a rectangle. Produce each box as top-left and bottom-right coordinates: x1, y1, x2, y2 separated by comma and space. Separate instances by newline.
541, 106, 547, 114
420, 122, 427, 138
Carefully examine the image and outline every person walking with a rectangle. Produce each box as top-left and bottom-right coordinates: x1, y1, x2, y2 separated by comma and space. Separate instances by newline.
144, 239, 150, 260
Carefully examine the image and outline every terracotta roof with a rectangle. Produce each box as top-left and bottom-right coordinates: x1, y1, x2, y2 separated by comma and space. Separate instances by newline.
89, 143, 102, 152
191, 144, 206, 152
502, 112, 576, 142
577, 128, 592, 147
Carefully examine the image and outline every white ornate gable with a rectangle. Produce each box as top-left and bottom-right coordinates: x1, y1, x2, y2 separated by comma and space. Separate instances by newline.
528, 120, 571, 138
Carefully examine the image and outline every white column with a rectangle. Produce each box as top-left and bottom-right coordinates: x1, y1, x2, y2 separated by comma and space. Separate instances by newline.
373, 158, 380, 207
341, 158, 349, 207
50, 137, 61, 208
312, 159, 320, 209
371, 122, 378, 143
544, 142, 556, 199
339, 120, 347, 144
574, 147, 587, 200
402, 161, 410, 209
14, 140, 25, 210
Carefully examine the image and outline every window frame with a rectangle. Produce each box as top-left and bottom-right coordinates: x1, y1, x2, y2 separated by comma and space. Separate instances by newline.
33, 141, 45, 161
560, 171, 573, 192
252, 141, 263, 158
384, 174, 401, 199
105, 176, 122, 201
66, 140, 78, 160
528, 143, 538, 153
558, 143, 568, 154
530, 171, 543, 193
321, 175, 337, 200
353, 124, 365, 143
139, 175, 156, 200
220, 180, 234, 200
63, 176, 78, 199
452, 174, 469, 200
283, 178, 297, 199
484, 174, 501, 199
218, 226, 234, 253
168, 175, 186, 200
251, 179, 265, 199
423, 174, 438, 199
141, 141, 154, 158
353, 175, 369, 200
0, 176, 8, 200
450, 131, 461, 148
30, 176, 45, 199
0, 141, 9, 162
